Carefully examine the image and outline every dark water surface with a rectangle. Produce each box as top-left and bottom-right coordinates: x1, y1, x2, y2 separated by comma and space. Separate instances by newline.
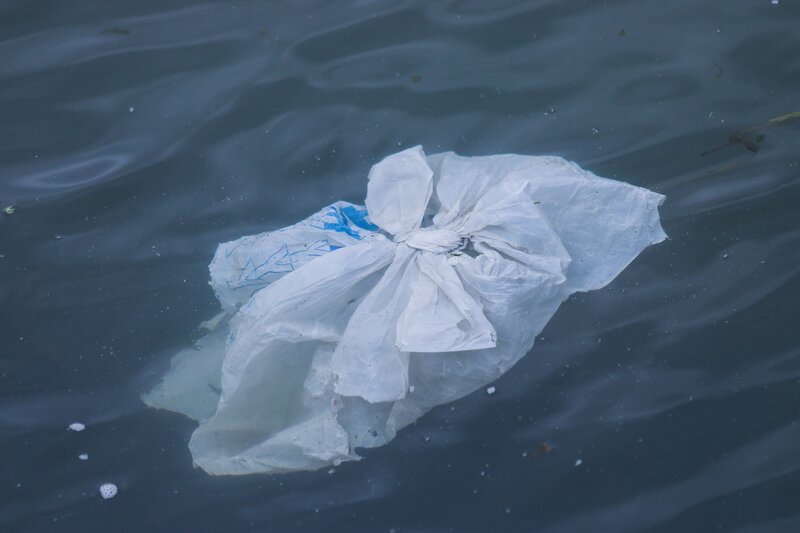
2, 0, 799, 531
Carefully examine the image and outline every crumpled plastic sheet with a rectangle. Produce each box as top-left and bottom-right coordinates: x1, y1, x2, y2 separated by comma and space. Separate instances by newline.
143, 146, 666, 475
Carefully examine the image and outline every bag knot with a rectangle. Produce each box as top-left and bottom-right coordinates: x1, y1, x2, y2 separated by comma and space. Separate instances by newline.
394, 227, 465, 254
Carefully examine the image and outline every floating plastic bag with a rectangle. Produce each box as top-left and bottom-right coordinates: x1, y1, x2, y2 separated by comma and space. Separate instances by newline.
143, 146, 666, 475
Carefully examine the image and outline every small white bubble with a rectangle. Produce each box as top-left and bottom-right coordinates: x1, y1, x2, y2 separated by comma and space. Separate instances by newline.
78, 453, 89, 461
574, 459, 583, 467
486, 386, 496, 395
99, 483, 118, 499
771, 0, 779, 5
68, 422, 85, 432
128, 106, 135, 113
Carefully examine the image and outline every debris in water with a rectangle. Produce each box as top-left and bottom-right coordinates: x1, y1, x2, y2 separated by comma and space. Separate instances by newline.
574, 458, 583, 467
2, 206, 15, 215
410, 74, 422, 83
486, 386, 496, 395
538, 441, 553, 455
68, 422, 86, 432
712, 60, 724, 80
99, 483, 118, 499
702, 111, 800, 156
78, 453, 89, 461
524, 441, 554, 459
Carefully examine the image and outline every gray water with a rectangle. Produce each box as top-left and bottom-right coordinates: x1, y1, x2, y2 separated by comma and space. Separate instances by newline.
1, 0, 799, 531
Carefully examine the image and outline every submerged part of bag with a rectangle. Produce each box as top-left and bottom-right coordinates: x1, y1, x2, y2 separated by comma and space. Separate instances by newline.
143, 146, 667, 475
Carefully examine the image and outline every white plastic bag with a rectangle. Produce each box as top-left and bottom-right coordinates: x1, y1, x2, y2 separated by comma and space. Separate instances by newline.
143, 146, 666, 475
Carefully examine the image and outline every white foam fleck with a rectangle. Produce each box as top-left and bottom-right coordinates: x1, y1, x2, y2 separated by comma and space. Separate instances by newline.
99, 483, 118, 499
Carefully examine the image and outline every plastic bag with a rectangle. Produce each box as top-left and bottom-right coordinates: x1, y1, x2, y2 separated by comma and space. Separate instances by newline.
143, 146, 666, 475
